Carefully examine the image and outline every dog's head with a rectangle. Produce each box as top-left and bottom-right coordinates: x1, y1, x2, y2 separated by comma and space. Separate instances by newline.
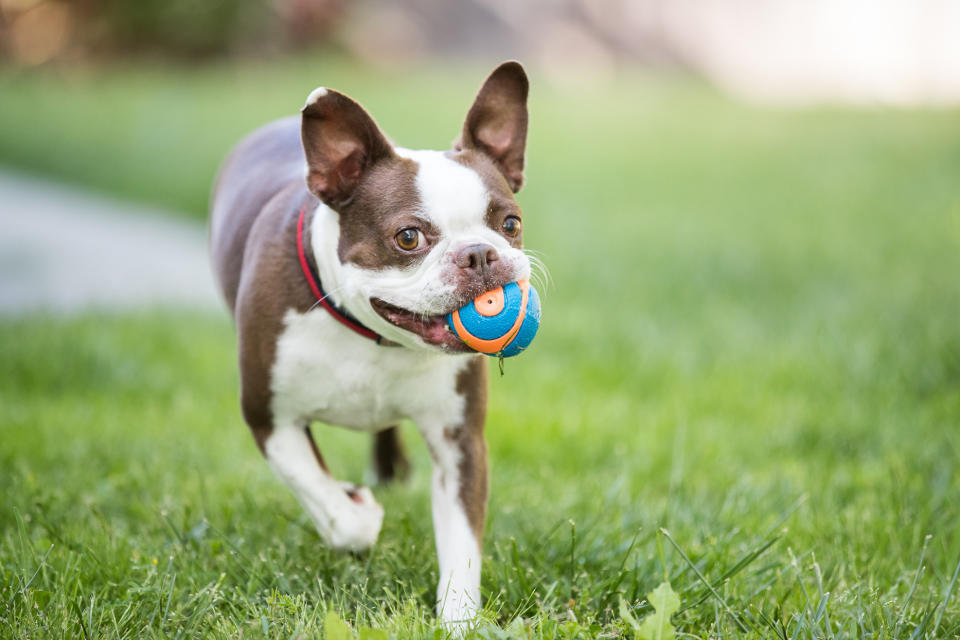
301, 62, 532, 352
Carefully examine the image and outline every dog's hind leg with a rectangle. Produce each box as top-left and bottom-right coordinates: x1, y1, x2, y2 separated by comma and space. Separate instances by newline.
372, 426, 410, 484
263, 424, 384, 551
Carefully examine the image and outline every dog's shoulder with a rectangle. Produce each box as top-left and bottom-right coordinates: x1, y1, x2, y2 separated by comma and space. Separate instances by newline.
210, 116, 309, 313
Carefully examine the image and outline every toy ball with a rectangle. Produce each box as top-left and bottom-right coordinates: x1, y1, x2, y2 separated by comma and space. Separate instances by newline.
447, 280, 541, 357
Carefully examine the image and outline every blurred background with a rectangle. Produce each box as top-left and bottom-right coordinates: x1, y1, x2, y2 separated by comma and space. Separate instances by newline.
2, 0, 960, 101
1, 1, 959, 637
2, 0, 958, 309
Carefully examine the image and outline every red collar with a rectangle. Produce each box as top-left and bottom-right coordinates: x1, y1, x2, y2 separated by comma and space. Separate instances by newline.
296, 206, 390, 345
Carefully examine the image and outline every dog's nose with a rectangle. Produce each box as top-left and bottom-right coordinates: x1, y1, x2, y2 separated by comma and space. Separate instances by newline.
454, 243, 499, 275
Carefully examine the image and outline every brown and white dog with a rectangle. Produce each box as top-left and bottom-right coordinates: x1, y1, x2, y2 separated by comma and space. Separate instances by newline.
209, 62, 532, 627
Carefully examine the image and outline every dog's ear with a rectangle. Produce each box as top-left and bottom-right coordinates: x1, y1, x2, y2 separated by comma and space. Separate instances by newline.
454, 61, 529, 192
301, 87, 395, 208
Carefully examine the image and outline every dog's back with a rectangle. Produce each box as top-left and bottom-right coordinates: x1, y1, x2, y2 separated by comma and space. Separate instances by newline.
209, 116, 307, 313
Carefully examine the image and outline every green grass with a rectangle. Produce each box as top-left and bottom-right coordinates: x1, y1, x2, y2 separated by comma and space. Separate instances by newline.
2, 56, 960, 638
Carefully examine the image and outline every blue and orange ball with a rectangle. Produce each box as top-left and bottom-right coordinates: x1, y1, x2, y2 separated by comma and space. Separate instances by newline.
447, 280, 541, 357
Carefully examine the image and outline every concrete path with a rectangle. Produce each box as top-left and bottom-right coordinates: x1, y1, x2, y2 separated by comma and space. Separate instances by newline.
0, 170, 221, 314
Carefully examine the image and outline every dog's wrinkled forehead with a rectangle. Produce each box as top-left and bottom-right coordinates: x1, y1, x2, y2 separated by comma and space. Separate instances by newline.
335, 148, 518, 270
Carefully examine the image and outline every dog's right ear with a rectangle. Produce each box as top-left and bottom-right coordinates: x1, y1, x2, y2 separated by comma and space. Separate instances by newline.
301, 87, 395, 208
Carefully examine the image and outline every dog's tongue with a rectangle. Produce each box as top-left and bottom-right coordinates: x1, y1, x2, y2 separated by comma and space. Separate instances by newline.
370, 298, 472, 351
417, 317, 467, 350
419, 320, 448, 344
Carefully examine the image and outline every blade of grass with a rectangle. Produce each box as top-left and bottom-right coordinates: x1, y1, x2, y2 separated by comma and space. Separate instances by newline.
932, 554, 960, 637
659, 528, 752, 633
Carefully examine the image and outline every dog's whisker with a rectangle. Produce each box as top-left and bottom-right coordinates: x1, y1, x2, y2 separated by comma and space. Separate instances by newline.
531, 257, 553, 286
534, 261, 553, 290
523, 252, 552, 293
308, 284, 349, 312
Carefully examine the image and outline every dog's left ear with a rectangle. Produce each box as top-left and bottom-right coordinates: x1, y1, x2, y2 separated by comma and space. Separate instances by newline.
455, 61, 529, 193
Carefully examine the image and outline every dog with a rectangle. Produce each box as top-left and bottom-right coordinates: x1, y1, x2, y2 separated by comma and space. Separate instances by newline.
209, 61, 532, 627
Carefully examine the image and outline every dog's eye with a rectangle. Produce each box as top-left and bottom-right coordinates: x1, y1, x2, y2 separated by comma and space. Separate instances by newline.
395, 228, 422, 251
502, 216, 521, 238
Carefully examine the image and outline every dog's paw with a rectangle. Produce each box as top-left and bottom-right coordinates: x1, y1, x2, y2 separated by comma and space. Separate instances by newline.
437, 583, 480, 636
438, 601, 479, 637
322, 482, 383, 551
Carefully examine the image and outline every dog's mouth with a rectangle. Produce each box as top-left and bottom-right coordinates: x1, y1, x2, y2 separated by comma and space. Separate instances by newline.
369, 298, 471, 352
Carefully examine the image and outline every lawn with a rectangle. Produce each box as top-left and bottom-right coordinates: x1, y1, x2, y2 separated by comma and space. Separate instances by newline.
1, 56, 959, 639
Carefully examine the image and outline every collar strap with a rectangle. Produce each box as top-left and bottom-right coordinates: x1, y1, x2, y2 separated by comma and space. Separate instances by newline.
297, 205, 391, 345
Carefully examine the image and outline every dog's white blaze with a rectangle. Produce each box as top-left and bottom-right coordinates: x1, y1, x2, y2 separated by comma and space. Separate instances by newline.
395, 148, 488, 233
263, 426, 384, 551
393, 149, 529, 283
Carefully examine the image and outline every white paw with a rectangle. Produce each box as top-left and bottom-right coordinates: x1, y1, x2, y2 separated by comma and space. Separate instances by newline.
438, 594, 479, 635
322, 483, 383, 551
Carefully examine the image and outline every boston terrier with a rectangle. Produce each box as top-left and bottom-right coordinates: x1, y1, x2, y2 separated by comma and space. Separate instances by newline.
209, 61, 532, 627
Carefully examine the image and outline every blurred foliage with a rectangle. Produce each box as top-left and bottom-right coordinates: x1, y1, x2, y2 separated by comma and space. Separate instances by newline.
85, 0, 275, 57
0, 0, 344, 63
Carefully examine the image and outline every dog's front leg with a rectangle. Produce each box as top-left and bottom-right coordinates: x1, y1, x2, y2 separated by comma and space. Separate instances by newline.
420, 385, 488, 629
263, 424, 384, 551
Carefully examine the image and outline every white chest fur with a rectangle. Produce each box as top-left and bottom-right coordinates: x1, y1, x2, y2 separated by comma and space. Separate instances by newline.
270, 308, 472, 431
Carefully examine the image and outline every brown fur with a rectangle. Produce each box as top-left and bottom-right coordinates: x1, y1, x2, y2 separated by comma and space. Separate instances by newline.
450, 356, 489, 541
336, 157, 430, 269
454, 61, 529, 192
305, 426, 329, 471
372, 426, 411, 483
302, 89, 396, 208
233, 185, 317, 452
